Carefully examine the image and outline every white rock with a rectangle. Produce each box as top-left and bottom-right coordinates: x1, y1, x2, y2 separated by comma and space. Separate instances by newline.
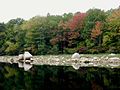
109, 57, 120, 60
71, 53, 80, 59
93, 57, 98, 60
81, 57, 89, 61
105, 57, 109, 59
24, 51, 32, 59
89, 63, 94, 65
109, 53, 115, 56
18, 54, 24, 60
25, 60, 31, 64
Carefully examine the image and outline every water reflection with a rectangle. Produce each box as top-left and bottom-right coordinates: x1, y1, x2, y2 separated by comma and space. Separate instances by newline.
0, 62, 120, 90
72, 64, 80, 70
23, 63, 33, 71
18, 62, 33, 71
18, 62, 24, 68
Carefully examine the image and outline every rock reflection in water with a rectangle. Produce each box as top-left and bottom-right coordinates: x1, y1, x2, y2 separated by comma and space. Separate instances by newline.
18, 62, 33, 71
72, 64, 80, 70
18, 62, 24, 68
23, 63, 33, 71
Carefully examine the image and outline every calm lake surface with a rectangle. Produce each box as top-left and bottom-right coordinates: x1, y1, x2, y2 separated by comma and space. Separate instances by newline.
0, 62, 120, 90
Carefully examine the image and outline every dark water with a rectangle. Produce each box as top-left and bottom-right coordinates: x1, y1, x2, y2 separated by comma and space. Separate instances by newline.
0, 63, 120, 90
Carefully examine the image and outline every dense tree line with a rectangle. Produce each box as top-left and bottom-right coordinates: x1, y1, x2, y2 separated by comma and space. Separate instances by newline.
0, 8, 120, 55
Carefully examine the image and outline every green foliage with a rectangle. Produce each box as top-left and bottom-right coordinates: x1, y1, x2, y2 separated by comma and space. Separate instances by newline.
0, 23, 6, 55
64, 47, 78, 54
5, 41, 19, 55
85, 39, 94, 48
0, 7, 120, 55
4, 66, 18, 78
48, 45, 59, 54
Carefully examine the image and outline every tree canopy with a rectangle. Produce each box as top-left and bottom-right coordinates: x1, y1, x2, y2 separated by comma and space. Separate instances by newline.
0, 7, 120, 55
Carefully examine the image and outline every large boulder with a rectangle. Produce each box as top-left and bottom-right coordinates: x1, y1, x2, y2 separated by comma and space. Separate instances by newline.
18, 54, 24, 60
71, 53, 80, 59
24, 51, 32, 60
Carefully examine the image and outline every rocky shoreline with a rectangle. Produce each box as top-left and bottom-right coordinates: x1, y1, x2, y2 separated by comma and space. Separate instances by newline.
0, 55, 120, 69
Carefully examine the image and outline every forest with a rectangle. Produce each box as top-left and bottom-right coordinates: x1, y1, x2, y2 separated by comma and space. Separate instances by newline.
0, 7, 120, 55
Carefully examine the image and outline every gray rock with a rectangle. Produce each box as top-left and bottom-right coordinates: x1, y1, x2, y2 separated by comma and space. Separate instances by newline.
24, 51, 32, 60
71, 53, 80, 59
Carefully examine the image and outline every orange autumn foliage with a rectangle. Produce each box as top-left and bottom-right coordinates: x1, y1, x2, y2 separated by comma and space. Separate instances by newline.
91, 21, 102, 39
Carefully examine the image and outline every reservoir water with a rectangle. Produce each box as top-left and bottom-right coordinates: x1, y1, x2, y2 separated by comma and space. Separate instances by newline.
0, 62, 120, 90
